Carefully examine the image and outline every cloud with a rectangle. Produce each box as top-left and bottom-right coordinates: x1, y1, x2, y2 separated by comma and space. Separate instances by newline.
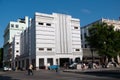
81, 9, 91, 14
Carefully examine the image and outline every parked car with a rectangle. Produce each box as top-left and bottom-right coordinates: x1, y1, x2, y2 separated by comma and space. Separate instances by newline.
69, 63, 77, 69
48, 65, 59, 70
107, 62, 117, 68
3, 67, 12, 71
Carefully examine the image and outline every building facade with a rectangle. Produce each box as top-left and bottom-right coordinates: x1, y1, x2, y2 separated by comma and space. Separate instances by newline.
12, 34, 21, 68
81, 18, 120, 63
3, 16, 29, 68
10, 12, 83, 69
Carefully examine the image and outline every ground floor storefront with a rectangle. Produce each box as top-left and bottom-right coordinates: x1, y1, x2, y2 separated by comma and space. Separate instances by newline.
12, 54, 82, 70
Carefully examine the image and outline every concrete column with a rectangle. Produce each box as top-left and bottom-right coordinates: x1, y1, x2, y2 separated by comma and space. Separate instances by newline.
57, 58, 60, 66
36, 57, 39, 70
72, 57, 76, 62
44, 58, 48, 70
53, 58, 56, 65
69, 58, 73, 64
44, 58, 47, 66
80, 56, 83, 61
24, 59, 26, 70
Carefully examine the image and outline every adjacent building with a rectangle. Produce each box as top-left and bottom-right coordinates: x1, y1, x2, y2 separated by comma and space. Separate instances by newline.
12, 34, 21, 68
3, 16, 29, 67
81, 18, 120, 64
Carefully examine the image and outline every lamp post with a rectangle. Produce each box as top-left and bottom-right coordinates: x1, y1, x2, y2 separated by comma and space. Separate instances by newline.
104, 41, 108, 67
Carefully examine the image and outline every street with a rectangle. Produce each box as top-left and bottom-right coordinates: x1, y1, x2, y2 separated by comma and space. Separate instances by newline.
0, 69, 120, 80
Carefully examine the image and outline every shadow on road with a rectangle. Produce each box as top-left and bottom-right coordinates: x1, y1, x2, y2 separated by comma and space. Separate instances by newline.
82, 71, 120, 79
0, 75, 19, 80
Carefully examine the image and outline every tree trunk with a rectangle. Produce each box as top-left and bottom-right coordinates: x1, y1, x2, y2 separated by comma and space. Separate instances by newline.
117, 54, 120, 64
111, 57, 115, 62
105, 56, 108, 63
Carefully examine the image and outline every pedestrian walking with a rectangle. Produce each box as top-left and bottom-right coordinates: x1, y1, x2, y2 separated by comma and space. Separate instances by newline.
28, 64, 33, 75
55, 67, 58, 72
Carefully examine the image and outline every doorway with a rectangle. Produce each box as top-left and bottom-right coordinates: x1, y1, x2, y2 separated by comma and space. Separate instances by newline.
60, 58, 69, 67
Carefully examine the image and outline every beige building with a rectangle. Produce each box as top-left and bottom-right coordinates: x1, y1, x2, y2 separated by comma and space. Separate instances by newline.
81, 18, 120, 64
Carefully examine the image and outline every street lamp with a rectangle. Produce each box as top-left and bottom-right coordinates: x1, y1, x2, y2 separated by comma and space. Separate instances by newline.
104, 41, 108, 67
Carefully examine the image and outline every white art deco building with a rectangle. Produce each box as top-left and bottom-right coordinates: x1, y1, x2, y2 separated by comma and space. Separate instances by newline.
8, 12, 83, 69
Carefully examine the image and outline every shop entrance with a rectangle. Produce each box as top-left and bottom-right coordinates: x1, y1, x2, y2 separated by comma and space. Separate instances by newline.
60, 58, 69, 67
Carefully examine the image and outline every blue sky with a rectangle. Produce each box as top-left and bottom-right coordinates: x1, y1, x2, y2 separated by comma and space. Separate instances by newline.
0, 0, 120, 47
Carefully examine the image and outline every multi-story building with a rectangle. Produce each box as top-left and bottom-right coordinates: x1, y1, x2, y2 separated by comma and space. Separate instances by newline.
10, 12, 83, 69
81, 18, 120, 64
12, 34, 21, 68
3, 16, 29, 68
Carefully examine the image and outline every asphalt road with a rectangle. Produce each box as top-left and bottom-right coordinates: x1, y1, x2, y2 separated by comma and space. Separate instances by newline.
0, 69, 120, 80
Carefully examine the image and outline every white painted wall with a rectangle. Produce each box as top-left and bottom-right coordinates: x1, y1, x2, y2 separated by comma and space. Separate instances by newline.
3, 16, 29, 66
32, 12, 83, 67
10, 12, 83, 69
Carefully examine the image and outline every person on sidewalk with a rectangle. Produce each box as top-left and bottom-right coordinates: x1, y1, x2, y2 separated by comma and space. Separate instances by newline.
28, 64, 33, 75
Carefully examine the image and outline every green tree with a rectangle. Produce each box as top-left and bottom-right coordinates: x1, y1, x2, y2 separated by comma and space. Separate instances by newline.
113, 30, 120, 63
0, 48, 3, 68
86, 22, 120, 63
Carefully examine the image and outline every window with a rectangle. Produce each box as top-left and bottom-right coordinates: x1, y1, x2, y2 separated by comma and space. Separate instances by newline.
11, 24, 14, 27
47, 48, 52, 51
39, 48, 44, 51
76, 49, 80, 51
38, 22, 43, 25
16, 25, 19, 28
81, 45, 83, 48
16, 42, 19, 44
81, 34, 82, 40
84, 33, 87, 37
74, 26, 78, 29
16, 50, 19, 53
85, 44, 87, 48
46, 23, 51, 26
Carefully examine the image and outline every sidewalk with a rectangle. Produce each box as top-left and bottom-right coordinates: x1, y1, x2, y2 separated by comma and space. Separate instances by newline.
63, 67, 120, 73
